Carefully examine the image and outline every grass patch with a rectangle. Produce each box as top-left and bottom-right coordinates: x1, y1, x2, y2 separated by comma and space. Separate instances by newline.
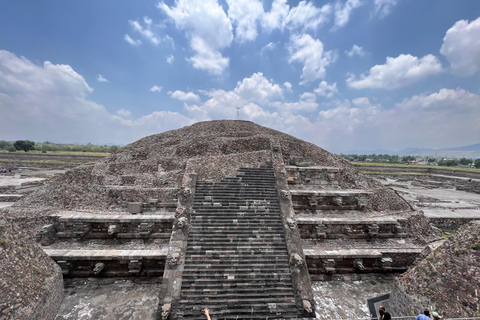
442, 231, 456, 238
351, 162, 480, 173
0, 150, 109, 157
0, 159, 88, 165
360, 171, 432, 175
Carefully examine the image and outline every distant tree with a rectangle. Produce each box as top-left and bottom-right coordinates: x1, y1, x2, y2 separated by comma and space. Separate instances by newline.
438, 159, 458, 167
427, 158, 436, 163
7, 146, 16, 152
402, 156, 416, 162
474, 159, 480, 169
13, 140, 35, 152
459, 158, 472, 166
0, 140, 13, 150
109, 145, 119, 153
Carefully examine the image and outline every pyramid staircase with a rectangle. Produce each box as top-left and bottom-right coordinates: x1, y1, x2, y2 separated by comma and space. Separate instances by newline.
175, 164, 300, 319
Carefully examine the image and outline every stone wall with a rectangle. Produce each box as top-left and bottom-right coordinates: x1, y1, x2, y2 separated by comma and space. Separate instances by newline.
428, 217, 478, 231
0, 214, 64, 320
386, 221, 480, 317
185, 150, 273, 182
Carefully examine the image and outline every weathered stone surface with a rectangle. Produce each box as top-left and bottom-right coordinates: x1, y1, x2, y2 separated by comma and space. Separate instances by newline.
13, 121, 410, 212
0, 214, 63, 319
387, 221, 480, 317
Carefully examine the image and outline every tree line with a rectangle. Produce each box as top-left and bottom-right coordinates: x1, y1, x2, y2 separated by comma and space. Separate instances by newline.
0, 140, 121, 153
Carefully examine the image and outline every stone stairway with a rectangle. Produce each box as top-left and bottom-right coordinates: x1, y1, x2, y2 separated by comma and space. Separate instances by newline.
175, 164, 299, 319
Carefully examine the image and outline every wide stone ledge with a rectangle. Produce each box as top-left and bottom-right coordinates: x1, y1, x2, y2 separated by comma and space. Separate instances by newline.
43, 248, 168, 260
52, 211, 175, 223
303, 246, 423, 259
295, 215, 403, 224
289, 189, 372, 196
285, 166, 340, 172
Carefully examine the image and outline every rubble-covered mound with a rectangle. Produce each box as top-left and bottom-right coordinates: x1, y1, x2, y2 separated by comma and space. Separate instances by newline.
0, 213, 63, 319
388, 221, 480, 317
15, 120, 410, 212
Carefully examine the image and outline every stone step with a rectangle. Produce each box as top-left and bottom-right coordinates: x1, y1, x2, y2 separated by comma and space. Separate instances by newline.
182, 267, 291, 274
180, 287, 294, 294
177, 297, 296, 305
181, 274, 293, 281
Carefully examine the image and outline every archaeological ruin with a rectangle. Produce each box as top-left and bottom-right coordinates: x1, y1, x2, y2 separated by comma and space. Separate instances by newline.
1, 120, 479, 319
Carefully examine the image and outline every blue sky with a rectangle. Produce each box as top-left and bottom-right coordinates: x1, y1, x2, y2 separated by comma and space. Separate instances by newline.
1, 0, 480, 152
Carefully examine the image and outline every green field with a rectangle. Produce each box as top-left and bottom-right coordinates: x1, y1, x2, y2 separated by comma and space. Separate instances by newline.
0, 150, 110, 157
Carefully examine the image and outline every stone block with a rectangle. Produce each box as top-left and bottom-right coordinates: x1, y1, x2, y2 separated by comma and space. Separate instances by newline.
128, 202, 142, 214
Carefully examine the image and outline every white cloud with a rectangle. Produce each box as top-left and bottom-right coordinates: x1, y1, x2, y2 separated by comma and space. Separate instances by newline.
333, 0, 364, 30
261, 42, 278, 55
284, 82, 292, 91
116, 108, 131, 118
270, 91, 318, 113
97, 74, 108, 83
234, 72, 283, 104
314, 81, 337, 98
150, 85, 162, 93
159, 0, 233, 75
284, 1, 332, 31
129, 17, 161, 45
374, 0, 397, 18
124, 34, 142, 46
227, 0, 264, 42
0, 50, 193, 144
440, 17, 480, 77
261, 0, 332, 32
346, 54, 443, 89
288, 34, 336, 85
166, 54, 174, 64
261, 0, 289, 31
169, 90, 201, 102
345, 44, 365, 57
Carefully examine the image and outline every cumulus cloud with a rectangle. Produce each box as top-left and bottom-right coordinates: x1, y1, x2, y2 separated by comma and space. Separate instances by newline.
166, 54, 174, 64
261, 0, 331, 32
116, 108, 131, 118
374, 0, 397, 18
124, 34, 142, 46
227, 0, 264, 42
150, 85, 162, 93
333, 0, 364, 30
270, 91, 318, 113
346, 54, 443, 89
97, 75, 108, 83
345, 44, 365, 57
288, 34, 336, 85
0, 50, 193, 144
159, 0, 233, 75
314, 81, 337, 98
234, 72, 283, 104
284, 82, 292, 91
440, 17, 480, 77
169, 90, 201, 102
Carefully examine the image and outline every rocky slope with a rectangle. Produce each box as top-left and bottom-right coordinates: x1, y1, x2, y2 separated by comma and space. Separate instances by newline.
14, 120, 411, 212
388, 221, 480, 317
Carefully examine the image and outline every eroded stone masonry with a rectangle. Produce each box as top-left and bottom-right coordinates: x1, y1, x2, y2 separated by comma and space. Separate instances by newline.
3, 120, 475, 320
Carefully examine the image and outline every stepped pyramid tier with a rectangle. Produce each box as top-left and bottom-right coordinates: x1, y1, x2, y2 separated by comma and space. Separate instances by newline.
3, 120, 440, 320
